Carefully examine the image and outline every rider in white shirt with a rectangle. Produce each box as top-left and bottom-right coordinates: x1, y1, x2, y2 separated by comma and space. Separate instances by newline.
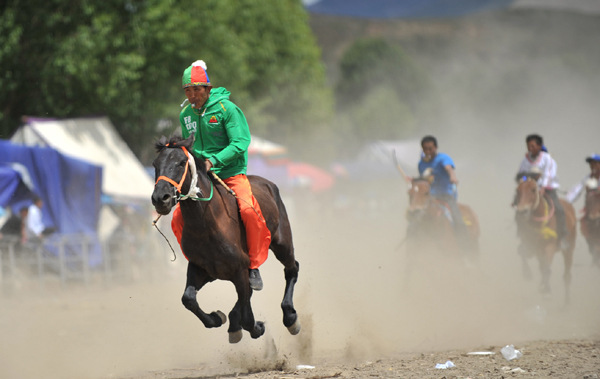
517, 134, 568, 249
566, 154, 600, 204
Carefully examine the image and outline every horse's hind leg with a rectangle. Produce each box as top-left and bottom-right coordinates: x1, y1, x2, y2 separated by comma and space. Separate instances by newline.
182, 263, 226, 328
271, 239, 300, 335
562, 246, 574, 305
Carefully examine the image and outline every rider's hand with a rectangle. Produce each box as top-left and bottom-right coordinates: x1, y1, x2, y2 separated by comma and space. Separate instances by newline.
205, 159, 213, 172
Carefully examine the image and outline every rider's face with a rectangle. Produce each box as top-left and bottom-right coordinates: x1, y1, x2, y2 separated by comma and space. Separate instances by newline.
184, 85, 211, 108
590, 161, 600, 176
527, 140, 542, 156
421, 141, 437, 160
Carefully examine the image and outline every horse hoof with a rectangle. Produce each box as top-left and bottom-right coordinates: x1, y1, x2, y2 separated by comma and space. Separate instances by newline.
287, 320, 301, 335
216, 311, 227, 325
229, 330, 243, 344
250, 321, 266, 339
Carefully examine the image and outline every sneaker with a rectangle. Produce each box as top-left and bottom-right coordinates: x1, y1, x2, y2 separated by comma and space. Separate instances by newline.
249, 269, 263, 291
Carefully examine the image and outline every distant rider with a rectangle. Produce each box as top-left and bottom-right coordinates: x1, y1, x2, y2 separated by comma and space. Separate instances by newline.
517, 134, 568, 249
418, 135, 470, 253
566, 153, 600, 204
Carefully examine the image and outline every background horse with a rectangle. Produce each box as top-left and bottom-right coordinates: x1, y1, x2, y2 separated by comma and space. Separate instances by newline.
514, 176, 576, 302
404, 178, 480, 277
581, 178, 600, 268
151, 135, 300, 343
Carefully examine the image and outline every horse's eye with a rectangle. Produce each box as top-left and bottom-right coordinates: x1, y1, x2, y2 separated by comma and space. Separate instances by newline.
179, 159, 187, 167
531, 189, 536, 193
425, 192, 430, 195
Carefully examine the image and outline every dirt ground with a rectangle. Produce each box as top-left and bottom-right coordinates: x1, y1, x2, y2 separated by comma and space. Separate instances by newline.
121, 339, 600, 379
2, 201, 600, 379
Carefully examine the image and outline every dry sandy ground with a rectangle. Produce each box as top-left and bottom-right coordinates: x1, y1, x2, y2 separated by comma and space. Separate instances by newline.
1, 199, 600, 379
122, 339, 600, 379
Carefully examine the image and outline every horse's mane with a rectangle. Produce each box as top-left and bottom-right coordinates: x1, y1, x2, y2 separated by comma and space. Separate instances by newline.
155, 135, 194, 153
515, 171, 540, 183
411, 177, 431, 184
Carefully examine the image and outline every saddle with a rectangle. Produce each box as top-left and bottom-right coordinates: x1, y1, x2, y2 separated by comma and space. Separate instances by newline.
433, 199, 472, 226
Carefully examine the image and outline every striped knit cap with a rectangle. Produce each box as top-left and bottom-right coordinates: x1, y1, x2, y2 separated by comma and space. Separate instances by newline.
182, 60, 210, 88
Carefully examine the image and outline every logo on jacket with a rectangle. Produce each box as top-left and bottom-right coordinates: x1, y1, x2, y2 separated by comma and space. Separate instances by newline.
208, 115, 219, 125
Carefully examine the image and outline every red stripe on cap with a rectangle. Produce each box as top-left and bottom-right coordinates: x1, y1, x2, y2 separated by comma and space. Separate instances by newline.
191, 66, 208, 84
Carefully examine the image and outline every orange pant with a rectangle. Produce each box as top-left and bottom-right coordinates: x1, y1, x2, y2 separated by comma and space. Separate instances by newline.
171, 174, 271, 269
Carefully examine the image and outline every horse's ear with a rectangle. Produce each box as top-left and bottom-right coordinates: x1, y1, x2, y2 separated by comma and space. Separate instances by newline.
515, 172, 528, 184
182, 134, 195, 150
155, 136, 169, 153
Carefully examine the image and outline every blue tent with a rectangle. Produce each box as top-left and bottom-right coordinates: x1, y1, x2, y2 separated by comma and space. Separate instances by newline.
0, 140, 103, 265
0, 165, 36, 208
307, 0, 515, 19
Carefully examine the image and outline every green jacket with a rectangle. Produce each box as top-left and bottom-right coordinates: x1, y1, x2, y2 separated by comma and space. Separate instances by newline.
179, 87, 251, 179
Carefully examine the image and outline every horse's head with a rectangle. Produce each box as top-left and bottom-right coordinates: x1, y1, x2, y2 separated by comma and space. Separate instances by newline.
514, 175, 540, 213
585, 178, 600, 220
151, 135, 206, 215
407, 178, 432, 217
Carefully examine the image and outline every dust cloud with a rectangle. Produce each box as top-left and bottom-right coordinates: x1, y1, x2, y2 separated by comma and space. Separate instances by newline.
2, 12, 600, 379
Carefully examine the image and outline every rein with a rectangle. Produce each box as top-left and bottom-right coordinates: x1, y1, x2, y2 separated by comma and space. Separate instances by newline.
152, 145, 213, 261
532, 191, 555, 223
155, 146, 214, 202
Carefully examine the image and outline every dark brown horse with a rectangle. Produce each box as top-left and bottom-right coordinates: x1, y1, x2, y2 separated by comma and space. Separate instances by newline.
514, 176, 576, 302
581, 178, 600, 268
404, 178, 480, 263
151, 135, 300, 343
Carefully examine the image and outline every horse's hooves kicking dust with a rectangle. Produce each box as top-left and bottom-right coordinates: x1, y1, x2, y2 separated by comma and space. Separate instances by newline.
250, 321, 266, 339
229, 330, 243, 344
215, 310, 227, 325
287, 320, 301, 335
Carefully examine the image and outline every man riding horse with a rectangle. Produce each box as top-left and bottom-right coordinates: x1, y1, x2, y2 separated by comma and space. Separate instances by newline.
417, 135, 471, 255
516, 134, 569, 251
172, 60, 269, 291
567, 154, 600, 265
566, 153, 600, 204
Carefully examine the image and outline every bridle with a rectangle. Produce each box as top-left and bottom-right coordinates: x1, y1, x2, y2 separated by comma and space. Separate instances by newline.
516, 178, 554, 223
408, 180, 433, 212
155, 145, 213, 202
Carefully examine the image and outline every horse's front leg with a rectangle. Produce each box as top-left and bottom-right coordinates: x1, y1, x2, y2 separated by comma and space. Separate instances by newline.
518, 241, 533, 281
182, 262, 226, 328
232, 273, 265, 340
537, 242, 555, 295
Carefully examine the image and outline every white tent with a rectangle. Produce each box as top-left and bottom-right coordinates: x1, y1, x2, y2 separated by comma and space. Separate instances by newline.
248, 135, 287, 156
357, 139, 422, 176
11, 116, 154, 201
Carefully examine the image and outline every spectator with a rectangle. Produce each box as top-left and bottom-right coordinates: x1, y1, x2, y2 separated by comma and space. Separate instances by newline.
0, 206, 28, 243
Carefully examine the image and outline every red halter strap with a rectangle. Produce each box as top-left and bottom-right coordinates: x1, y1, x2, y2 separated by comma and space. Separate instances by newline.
155, 146, 190, 193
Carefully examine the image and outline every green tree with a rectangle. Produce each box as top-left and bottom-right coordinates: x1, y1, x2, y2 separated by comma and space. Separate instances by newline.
0, 0, 332, 163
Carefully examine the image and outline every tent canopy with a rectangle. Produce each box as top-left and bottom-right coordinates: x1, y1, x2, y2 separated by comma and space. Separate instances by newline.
248, 136, 287, 157
307, 0, 515, 19
306, 0, 600, 18
12, 116, 154, 201
0, 165, 36, 208
0, 140, 102, 236
332, 139, 422, 180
